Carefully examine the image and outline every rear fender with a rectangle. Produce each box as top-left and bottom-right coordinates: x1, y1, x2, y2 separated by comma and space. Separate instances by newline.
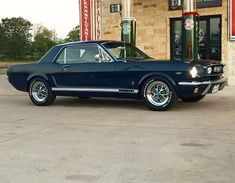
26, 74, 50, 91
27, 73, 49, 83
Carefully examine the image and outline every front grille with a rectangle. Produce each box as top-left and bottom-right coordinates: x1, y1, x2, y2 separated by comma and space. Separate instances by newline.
201, 76, 222, 81
212, 65, 223, 74
204, 64, 224, 77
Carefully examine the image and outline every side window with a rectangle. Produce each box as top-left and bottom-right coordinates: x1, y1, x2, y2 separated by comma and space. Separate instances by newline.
56, 49, 65, 64
79, 46, 99, 63
99, 48, 111, 62
108, 48, 122, 59
67, 47, 82, 63
56, 45, 111, 64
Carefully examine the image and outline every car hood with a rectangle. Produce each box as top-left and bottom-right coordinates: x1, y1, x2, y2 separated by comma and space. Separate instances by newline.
129, 58, 171, 62
190, 59, 222, 66
141, 58, 223, 66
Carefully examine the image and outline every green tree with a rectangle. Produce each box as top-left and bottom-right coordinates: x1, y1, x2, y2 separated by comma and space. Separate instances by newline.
0, 25, 4, 56
0, 17, 32, 60
64, 25, 80, 42
32, 26, 57, 59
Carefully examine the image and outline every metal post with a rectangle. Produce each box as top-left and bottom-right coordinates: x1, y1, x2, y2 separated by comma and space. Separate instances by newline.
121, 0, 136, 45
182, 0, 199, 61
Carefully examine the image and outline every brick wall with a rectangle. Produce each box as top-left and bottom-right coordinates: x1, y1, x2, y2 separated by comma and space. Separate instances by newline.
101, 0, 235, 85
228, 42, 235, 85
102, 0, 121, 41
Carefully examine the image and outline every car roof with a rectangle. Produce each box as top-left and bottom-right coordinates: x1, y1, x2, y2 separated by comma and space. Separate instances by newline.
57, 40, 124, 47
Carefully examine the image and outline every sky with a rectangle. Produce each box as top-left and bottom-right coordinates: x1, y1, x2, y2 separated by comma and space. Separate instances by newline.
0, 0, 80, 38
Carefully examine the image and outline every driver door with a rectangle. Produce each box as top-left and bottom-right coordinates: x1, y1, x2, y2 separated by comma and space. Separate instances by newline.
52, 44, 116, 88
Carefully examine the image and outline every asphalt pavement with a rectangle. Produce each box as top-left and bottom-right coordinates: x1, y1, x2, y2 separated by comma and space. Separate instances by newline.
0, 76, 235, 183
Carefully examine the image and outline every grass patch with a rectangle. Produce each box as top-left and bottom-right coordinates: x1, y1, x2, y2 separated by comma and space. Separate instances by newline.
0, 69, 7, 75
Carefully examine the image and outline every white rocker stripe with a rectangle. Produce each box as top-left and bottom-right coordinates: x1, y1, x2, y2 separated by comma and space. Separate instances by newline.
51, 87, 139, 94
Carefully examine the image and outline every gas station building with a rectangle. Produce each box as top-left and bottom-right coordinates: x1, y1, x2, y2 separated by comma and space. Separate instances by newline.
99, 0, 235, 85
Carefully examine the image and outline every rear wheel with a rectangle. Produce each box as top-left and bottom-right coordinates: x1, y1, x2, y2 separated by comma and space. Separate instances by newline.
29, 78, 56, 106
141, 77, 177, 111
180, 95, 205, 102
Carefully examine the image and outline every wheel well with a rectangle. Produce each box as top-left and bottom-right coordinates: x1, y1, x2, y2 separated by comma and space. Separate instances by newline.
139, 75, 176, 92
26, 76, 48, 92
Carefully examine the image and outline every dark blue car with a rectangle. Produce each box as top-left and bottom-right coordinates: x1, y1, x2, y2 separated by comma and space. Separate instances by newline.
7, 41, 227, 111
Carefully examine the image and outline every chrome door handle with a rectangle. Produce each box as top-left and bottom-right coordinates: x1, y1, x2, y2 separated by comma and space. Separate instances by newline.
63, 65, 71, 71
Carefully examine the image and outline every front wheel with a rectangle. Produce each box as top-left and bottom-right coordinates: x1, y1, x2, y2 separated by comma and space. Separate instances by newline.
180, 95, 205, 103
29, 78, 56, 106
141, 77, 177, 111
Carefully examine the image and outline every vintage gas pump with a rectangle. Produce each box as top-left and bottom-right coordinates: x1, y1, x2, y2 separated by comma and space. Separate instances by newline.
121, 0, 136, 45
182, 0, 199, 61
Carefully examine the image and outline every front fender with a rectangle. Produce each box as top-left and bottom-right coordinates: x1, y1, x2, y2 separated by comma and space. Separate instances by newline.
138, 72, 176, 88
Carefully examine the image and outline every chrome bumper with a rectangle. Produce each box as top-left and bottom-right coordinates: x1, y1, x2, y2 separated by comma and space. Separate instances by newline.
178, 78, 228, 95
178, 78, 227, 86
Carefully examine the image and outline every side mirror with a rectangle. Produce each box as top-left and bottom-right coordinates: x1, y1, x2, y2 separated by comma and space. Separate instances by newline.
95, 54, 102, 62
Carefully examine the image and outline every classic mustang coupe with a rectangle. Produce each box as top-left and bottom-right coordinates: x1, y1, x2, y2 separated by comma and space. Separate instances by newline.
7, 41, 227, 111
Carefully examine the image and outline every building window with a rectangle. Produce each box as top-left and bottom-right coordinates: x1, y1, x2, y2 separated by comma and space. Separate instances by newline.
169, 0, 222, 10
170, 15, 222, 61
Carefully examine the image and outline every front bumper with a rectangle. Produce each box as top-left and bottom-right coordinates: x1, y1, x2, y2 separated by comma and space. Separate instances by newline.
178, 77, 227, 96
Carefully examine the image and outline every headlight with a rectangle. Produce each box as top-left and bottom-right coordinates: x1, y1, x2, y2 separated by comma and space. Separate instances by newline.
190, 67, 198, 78
207, 67, 212, 74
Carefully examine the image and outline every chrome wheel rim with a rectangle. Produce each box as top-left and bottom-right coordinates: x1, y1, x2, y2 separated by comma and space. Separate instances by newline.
31, 81, 48, 103
146, 81, 170, 106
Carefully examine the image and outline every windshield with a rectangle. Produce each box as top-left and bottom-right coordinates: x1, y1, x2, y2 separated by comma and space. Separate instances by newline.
103, 42, 151, 61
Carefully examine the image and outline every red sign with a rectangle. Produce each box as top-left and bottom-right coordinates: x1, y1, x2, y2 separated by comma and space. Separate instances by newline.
95, 0, 102, 40
231, 0, 235, 39
80, 0, 92, 41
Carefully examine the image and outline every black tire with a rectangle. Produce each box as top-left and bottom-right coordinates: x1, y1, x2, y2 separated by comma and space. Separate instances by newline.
141, 77, 177, 111
29, 78, 56, 106
180, 95, 205, 103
